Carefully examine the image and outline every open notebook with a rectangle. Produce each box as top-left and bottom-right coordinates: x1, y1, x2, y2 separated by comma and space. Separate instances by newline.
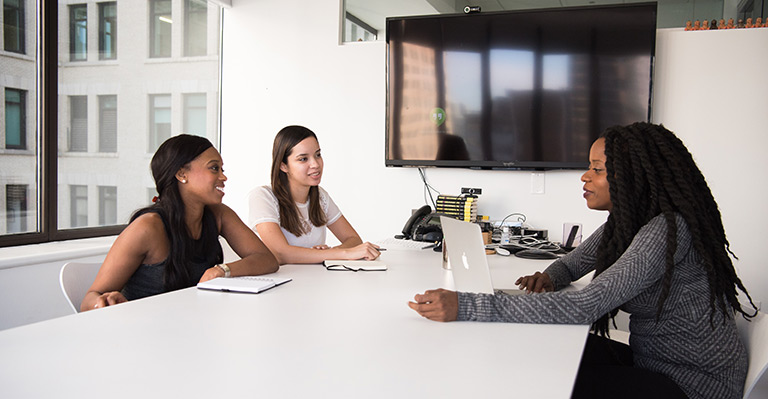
323, 260, 387, 272
197, 276, 292, 294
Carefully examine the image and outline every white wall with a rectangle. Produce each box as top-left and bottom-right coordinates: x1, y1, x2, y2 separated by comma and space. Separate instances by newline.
221, 0, 768, 308
652, 28, 768, 308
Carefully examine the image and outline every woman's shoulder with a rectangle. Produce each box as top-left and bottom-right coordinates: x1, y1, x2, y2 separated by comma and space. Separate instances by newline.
644, 212, 689, 231
635, 213, 692, 245
249, 185, 278, 202
316, 185, 333, 202
123, 211, 168, 243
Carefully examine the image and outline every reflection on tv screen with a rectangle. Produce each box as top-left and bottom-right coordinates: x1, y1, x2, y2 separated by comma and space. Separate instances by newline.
386, 4, 657, 169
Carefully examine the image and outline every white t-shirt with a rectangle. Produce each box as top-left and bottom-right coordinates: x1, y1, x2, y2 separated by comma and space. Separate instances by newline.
247, 185, 342, 248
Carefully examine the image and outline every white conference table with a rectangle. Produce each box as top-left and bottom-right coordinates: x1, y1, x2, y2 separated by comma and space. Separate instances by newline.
0, 248, 590, 398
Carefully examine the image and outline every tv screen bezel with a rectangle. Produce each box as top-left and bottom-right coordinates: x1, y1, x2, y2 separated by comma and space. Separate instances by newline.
384, 3, 657, 171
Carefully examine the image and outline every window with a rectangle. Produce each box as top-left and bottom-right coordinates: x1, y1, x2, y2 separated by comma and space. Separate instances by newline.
99, 95, 117, 152
69, 96, 87, 152
98, 186, 117, 225
183, 93, 206, 136
344, 12, 377, 42
1, 1, 222, 247
150, 0, 172, 58
4, 88, 26, 150
184, 0, 207, 56
70, 4, 87, 61
5, 184, 28, 234
98, 2, 117, 60
149, 94, 171, 152
3, 0, 25, 53
70, 185, 88, 228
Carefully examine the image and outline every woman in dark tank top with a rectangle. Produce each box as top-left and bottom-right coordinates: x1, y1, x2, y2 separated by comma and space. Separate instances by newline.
81, 134, 278, 311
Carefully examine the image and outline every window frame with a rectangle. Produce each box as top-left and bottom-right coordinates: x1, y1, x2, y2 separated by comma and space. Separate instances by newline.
68, 95, 88, 152
184, 0, 207, 56
3, 0, 26, 54
98, 1, 117, 60
4, 88, 27, 150
149, 0, 172, 58
98, 94, 117, 152
5, 184, 29, 233
69, 3, 88, 62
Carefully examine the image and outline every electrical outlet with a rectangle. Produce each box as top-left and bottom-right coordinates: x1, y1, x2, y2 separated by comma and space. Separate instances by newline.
531, 172, 545, 194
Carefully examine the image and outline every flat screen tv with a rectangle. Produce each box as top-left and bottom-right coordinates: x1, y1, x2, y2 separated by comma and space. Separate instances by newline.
385, 3, 657, 169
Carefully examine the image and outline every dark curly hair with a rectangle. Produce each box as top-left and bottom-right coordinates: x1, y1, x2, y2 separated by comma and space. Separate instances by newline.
591, 122, 756, 336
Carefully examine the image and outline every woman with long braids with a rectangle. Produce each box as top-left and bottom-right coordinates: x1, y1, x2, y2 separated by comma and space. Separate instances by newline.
248, 125, 381, 264
409, 122, 757, 399
81, 134, 278, 311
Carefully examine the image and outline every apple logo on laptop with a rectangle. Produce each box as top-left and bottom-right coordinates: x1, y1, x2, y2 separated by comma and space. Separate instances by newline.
462, 252, 470, 269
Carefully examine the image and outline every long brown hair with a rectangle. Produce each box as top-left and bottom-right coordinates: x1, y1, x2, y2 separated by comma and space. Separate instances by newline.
271, 125, 327, 236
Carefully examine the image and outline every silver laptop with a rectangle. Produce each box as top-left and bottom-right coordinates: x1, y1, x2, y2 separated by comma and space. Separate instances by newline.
440, 216, 524, 295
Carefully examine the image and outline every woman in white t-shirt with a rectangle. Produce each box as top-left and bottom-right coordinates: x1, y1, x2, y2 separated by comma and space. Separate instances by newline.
248, 125, 381, 264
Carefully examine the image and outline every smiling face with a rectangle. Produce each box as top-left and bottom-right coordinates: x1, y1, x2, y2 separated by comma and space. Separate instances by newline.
280, 137, 323, 193
581, 138, 612, 212
177, 147, 226, 206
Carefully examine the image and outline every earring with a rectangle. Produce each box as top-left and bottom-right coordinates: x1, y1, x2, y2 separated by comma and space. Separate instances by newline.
181, 179, 187, 184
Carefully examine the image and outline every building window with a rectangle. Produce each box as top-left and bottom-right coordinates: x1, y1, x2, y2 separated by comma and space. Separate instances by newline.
70, 4, 88, 61
183, 93, 206, 136
184, 0, 207, 56
150, 0, 172, 58
3, 0, 25, 54
98, 186, 117, 225
70, 185, 88, 228
99, 95, 117, 152
69, 96, 88, 152
4, 88, 26, 150
5, 184, 28, 234
98, 2, 117, 60
149, 94, 171, 152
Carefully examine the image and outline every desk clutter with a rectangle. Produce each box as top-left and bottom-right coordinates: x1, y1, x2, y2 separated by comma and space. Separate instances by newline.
435, 194, 479, 222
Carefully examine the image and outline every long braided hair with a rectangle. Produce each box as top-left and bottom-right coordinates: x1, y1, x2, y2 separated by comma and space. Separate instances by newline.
591, 122, 756, 336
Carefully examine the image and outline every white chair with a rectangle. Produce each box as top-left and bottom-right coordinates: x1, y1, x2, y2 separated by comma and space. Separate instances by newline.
59, 262, 102, 313
737, 310, 768, 399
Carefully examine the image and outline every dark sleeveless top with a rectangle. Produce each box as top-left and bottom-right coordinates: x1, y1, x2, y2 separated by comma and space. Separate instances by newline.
121, 207, 223, 301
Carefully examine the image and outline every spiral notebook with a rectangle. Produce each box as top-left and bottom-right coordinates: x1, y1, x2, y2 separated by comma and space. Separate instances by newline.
197, 276, 292, 294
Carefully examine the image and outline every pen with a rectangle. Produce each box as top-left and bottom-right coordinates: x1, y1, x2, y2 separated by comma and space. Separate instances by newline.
377, 248, 387, 251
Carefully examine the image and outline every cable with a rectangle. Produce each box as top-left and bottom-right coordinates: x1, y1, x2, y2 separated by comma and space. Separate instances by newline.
418, 168, 439, 209
499, 212, 526, 227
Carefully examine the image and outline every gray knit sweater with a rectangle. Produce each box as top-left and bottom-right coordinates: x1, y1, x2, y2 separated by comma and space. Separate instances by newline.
457, 214, 747, 399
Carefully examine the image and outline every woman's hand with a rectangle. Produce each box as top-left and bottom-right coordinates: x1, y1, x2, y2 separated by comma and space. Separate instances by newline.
342, 242, 382, 260
199, 265, 226, 283
515, 271, 554, 293
92, 291, 127, 309
408, 289, 458, 322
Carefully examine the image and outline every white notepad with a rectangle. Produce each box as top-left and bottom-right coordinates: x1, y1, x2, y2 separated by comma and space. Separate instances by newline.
323, 260, 388, 272
197, 276, 292, 294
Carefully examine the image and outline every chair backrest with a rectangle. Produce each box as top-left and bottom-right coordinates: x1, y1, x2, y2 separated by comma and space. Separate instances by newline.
737, 310, 768, 399
59, 262, 102, 313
